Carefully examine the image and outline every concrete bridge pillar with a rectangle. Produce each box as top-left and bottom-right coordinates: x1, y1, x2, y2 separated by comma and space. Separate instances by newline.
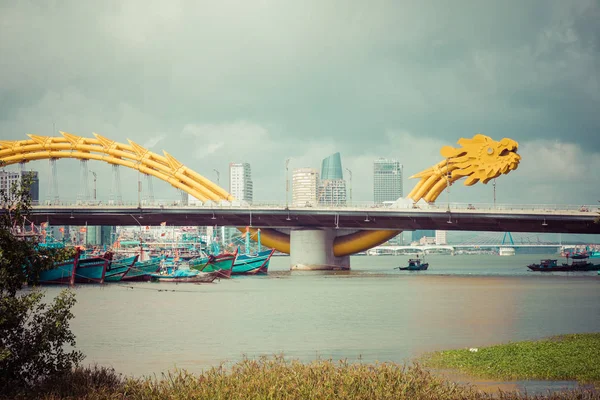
290, 228, 350, 270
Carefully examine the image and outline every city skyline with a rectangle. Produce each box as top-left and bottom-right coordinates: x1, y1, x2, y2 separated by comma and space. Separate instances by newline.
0, 2, 598, 207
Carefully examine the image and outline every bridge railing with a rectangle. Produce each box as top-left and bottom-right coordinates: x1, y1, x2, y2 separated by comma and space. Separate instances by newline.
32, 200, 599, 214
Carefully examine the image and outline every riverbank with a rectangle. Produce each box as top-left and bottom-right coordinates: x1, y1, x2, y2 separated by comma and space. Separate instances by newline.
17, 357, 600, 399
421, 333, 600, 385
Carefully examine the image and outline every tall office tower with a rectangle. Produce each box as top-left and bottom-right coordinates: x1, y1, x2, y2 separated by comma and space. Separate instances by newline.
318, 153, 347, 206
229, 162, 253, 204
321, 152, 343, 180
373, 158, 403, 204
292, 168, 319, 207
435, 230, 448, 245
0, 170, 39, 205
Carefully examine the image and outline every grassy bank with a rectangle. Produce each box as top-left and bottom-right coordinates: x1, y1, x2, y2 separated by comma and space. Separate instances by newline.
421, 333, 600, 383
11, 355, 599, 400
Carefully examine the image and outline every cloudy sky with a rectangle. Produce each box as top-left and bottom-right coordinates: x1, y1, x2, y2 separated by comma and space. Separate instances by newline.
1, 0, 599, 209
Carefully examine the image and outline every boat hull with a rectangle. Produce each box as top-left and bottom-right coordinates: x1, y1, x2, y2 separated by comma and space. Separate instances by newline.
121, 258, 161, 282
232, 249, 274, 275
150, 272, 217, 283
105, 255, 139, 282
38, 258, 78, 285
75, 256, 109, 284
398, 264, 429, 271
190, 251, 237, 278
528, 263, 600, 272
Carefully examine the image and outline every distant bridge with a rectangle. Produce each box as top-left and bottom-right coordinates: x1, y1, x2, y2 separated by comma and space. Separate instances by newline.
367, 244, 561, 256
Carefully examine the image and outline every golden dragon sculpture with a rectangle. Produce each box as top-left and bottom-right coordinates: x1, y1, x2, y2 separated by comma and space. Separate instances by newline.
407, 134, 521, 203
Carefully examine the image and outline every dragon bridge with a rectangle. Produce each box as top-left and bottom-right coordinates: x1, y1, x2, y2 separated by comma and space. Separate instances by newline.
0, 132, 520, 261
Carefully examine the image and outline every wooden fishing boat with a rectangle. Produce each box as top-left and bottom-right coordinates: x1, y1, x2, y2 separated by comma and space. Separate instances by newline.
104, 255, 139, 282
75, 251, 112, 284
397, 257, 429, 271
121, 257, 162, 282
37, 249, 81, 286
150, 269, 217, 283
189, 249, 237, 278
232, 249, 275, 275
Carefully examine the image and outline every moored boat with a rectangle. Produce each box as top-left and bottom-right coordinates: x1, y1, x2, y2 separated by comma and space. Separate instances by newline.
37, 249, 81, 285
527, 256, 600, 272
104, 255, 139, 282
397, 257, 429, 271
232, 249, 275, 275
75, 251, 112, 284
150, 269, 217, 283
121, 257, 162, 282
189, 249, 237, 278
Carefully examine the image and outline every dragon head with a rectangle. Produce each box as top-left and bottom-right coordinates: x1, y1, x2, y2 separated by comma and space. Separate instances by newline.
407, 134, 521, 203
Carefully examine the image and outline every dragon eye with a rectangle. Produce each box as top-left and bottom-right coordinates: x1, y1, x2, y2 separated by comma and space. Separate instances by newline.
487, 147, 494, 155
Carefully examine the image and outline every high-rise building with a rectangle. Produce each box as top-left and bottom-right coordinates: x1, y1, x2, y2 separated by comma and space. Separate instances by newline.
435, 230, 448, 245
292, 168, 319, 207
321, 152, 343, 180
229, 163, 253, 204
0, 170, 39, 205
373, 158, 403, 204
318, 153, 346, 206
318, 180, 347, 206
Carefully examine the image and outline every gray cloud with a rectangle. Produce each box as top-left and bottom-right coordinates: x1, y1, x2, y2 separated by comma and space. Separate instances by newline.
1, 0, 598, 207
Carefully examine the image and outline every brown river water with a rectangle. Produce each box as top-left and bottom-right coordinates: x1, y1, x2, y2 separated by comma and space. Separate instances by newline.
37, 254, 600, 394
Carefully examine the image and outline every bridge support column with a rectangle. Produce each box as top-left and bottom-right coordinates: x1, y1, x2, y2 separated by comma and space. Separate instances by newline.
290, 228, 350, 270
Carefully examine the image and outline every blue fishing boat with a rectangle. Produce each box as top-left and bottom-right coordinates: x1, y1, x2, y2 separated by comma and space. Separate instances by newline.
104, 255, 139, 282
232, 249, 275, 275
121, 257, 162, 282
37, 250, 81, 286
75, 252, 111, 284
189, 249, 237, 278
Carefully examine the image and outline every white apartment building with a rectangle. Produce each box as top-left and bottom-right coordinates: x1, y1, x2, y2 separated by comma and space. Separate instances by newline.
229, 162, 253, 204
292, 168, 319, 207
0, 170, 39, 204
318, 179, 347, 206
435, 230, 448, 245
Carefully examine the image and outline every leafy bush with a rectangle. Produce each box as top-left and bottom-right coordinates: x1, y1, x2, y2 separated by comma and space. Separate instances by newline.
0, 171, 83, 396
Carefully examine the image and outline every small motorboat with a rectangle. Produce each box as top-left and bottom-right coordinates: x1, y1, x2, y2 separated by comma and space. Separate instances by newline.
150, 269, 217, 283
397, 257, 429, 271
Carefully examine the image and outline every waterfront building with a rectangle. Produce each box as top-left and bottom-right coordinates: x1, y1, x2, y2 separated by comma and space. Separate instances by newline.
229, 162, 253, 204
292, 168, 319, 207
435, 230, 448, 245
0, 170, 39, 205
373, 158, 403, 204
318, 153, 347, 206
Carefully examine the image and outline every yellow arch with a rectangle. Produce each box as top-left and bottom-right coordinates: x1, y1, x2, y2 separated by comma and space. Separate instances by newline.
0, 133, 520, 257
0, 132, 234, 203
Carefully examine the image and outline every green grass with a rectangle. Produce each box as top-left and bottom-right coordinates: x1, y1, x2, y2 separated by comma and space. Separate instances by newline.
13, 355, 599, 400
421, 333, 600, 383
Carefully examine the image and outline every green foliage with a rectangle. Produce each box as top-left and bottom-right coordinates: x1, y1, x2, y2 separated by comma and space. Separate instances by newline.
0, 170, 83, 396
421, 333, 600, 383
22, 357, 600, 400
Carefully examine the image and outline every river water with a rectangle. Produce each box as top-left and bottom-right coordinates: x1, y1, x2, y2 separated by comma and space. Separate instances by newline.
39, 254, 600, 390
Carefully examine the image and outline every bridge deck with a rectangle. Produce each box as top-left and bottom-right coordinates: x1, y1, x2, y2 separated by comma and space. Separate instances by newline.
28, 205, 600, 234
